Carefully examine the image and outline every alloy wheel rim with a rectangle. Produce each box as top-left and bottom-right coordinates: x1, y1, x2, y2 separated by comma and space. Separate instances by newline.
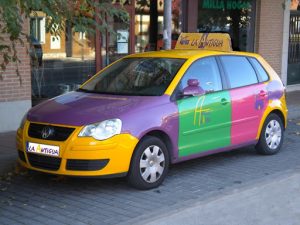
265, 120, 282, 150
139, 145, 165, 183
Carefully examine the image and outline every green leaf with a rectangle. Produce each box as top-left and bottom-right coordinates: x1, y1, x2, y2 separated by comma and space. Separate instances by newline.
0, 0, 129, 75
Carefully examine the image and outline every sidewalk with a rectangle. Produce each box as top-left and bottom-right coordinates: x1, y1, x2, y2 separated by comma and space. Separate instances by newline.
0, 91, 299, 176
0, 131, 17, 176
131, 171, 300, 225
286, 90, 300, 119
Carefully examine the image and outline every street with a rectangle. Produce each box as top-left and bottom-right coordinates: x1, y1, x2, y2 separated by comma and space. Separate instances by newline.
1, 1, 300, 224
0, 118, 300, 225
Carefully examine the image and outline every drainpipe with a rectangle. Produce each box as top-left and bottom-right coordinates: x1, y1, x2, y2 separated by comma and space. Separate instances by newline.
163, 0, 172, 50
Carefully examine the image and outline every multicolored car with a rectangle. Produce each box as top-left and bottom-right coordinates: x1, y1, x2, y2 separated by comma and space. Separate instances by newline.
17, 33, 288, 189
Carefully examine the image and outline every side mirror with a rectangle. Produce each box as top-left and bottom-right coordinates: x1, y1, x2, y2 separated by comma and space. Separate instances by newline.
182, 79, 205, 96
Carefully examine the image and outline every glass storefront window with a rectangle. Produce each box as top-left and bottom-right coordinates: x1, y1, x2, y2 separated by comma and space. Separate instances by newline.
102, 14, 130, 67
135, 0, 182, 52
30, 15, 96, 104
135, 14, 150, 52
197, 0, 256, 52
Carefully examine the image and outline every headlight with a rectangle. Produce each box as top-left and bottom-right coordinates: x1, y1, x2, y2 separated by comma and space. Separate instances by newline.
19, 113, 28, 130
78, 119, 122, 140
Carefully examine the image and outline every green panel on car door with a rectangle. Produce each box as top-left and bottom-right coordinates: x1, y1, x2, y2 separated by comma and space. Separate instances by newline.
177, 91, 232, 157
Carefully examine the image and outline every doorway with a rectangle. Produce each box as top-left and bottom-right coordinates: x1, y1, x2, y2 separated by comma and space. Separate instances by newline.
288, 11, 300, 85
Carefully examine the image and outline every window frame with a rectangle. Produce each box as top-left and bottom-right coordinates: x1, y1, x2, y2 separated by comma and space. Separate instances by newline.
30, 17, 46, 44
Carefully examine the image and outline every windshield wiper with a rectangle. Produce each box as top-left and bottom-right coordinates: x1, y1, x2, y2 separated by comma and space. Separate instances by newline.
77, 88, 122, 95
76, 88, 160, 96
77, 88, 100, 94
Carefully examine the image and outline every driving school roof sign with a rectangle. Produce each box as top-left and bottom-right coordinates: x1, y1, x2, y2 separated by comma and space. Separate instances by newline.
175, 33, 233, 52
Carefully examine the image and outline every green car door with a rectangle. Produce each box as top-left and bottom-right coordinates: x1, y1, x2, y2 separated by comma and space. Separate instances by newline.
176, 57, 232, 157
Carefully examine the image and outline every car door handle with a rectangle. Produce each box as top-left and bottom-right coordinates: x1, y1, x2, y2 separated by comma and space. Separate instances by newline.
259, 90, 268, 97
220, 98, 229, 105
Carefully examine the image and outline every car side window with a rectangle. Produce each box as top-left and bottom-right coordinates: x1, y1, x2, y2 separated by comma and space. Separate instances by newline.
180, 57, 222, 92
249, 58, 269, 82
220, 56, 258, 89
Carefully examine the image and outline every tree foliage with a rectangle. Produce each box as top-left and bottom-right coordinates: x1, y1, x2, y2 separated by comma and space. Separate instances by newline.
0, 0, 129, 75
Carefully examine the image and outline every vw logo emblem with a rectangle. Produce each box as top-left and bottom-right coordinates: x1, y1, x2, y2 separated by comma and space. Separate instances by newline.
41, 126, 54, 139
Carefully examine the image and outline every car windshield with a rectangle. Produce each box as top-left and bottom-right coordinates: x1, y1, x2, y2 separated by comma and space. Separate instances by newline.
78, 57, 185, 96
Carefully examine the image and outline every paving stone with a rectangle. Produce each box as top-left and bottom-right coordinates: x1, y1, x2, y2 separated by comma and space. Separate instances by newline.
0, 119, 299, 224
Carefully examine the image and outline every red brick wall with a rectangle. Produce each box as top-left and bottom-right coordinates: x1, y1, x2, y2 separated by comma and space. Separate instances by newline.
256, 0, 284, 76
0, 20, 31, 102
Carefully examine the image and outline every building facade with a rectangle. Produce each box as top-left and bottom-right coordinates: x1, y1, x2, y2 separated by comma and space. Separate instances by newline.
0, 21, 32, 132
0, 0, 298, 132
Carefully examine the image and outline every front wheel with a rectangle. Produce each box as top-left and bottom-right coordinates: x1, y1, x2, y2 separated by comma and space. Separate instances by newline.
256, 114, 284, 155
127, 136, 169, 190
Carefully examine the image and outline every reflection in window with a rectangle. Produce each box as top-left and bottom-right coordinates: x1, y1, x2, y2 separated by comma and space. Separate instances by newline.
249, 58, 269, 82
135, 0, 182, 52
198, 0, 256, 51
180, 57, 222, 92
81, 58, 185, 96
30, 15, 96, 104
221, 56, 258, 88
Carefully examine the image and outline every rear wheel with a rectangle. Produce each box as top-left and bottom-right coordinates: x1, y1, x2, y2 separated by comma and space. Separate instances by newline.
128, 136, 169, 190
256, 114, 284, 155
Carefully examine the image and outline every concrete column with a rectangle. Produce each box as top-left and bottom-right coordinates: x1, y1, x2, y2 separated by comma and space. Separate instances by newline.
163, 0, 172, 50
256, 0, 285, 76
182, 0, 198, 32
281, 0, 290, 86
0, 100, 31, 132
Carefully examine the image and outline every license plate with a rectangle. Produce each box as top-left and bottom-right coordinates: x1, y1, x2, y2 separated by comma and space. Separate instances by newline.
27, 142, 60, 157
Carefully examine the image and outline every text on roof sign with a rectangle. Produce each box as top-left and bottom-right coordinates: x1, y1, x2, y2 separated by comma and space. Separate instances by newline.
175, 33, 233, 52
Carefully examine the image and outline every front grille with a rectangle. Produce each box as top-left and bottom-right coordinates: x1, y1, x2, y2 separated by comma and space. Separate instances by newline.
28, 123, 75, 141
27, 153, 61, 171
66, 159, 109, 171
18, 150, 26, 162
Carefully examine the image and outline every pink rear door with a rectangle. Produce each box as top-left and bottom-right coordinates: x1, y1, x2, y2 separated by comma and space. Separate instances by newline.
219, 56, 268, 146
230, 84, 267, 145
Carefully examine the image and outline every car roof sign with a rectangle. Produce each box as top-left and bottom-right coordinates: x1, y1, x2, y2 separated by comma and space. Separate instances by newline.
175, 33, 232, 52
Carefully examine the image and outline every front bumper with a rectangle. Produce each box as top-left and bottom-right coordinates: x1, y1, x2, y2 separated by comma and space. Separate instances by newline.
17, 121, 139, 176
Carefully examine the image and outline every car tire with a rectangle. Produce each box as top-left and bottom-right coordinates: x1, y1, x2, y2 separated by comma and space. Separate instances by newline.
255, 113, 284, 155
127, 136, 169, 190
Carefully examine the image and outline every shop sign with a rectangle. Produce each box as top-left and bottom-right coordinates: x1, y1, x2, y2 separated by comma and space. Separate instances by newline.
175, 33, 232, 52
202, 0, 251, 10
117, 30, 129, 54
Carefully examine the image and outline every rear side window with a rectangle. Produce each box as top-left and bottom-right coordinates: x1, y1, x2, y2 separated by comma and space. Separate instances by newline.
220, 56, 258, 89
249, 58, 269, 82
